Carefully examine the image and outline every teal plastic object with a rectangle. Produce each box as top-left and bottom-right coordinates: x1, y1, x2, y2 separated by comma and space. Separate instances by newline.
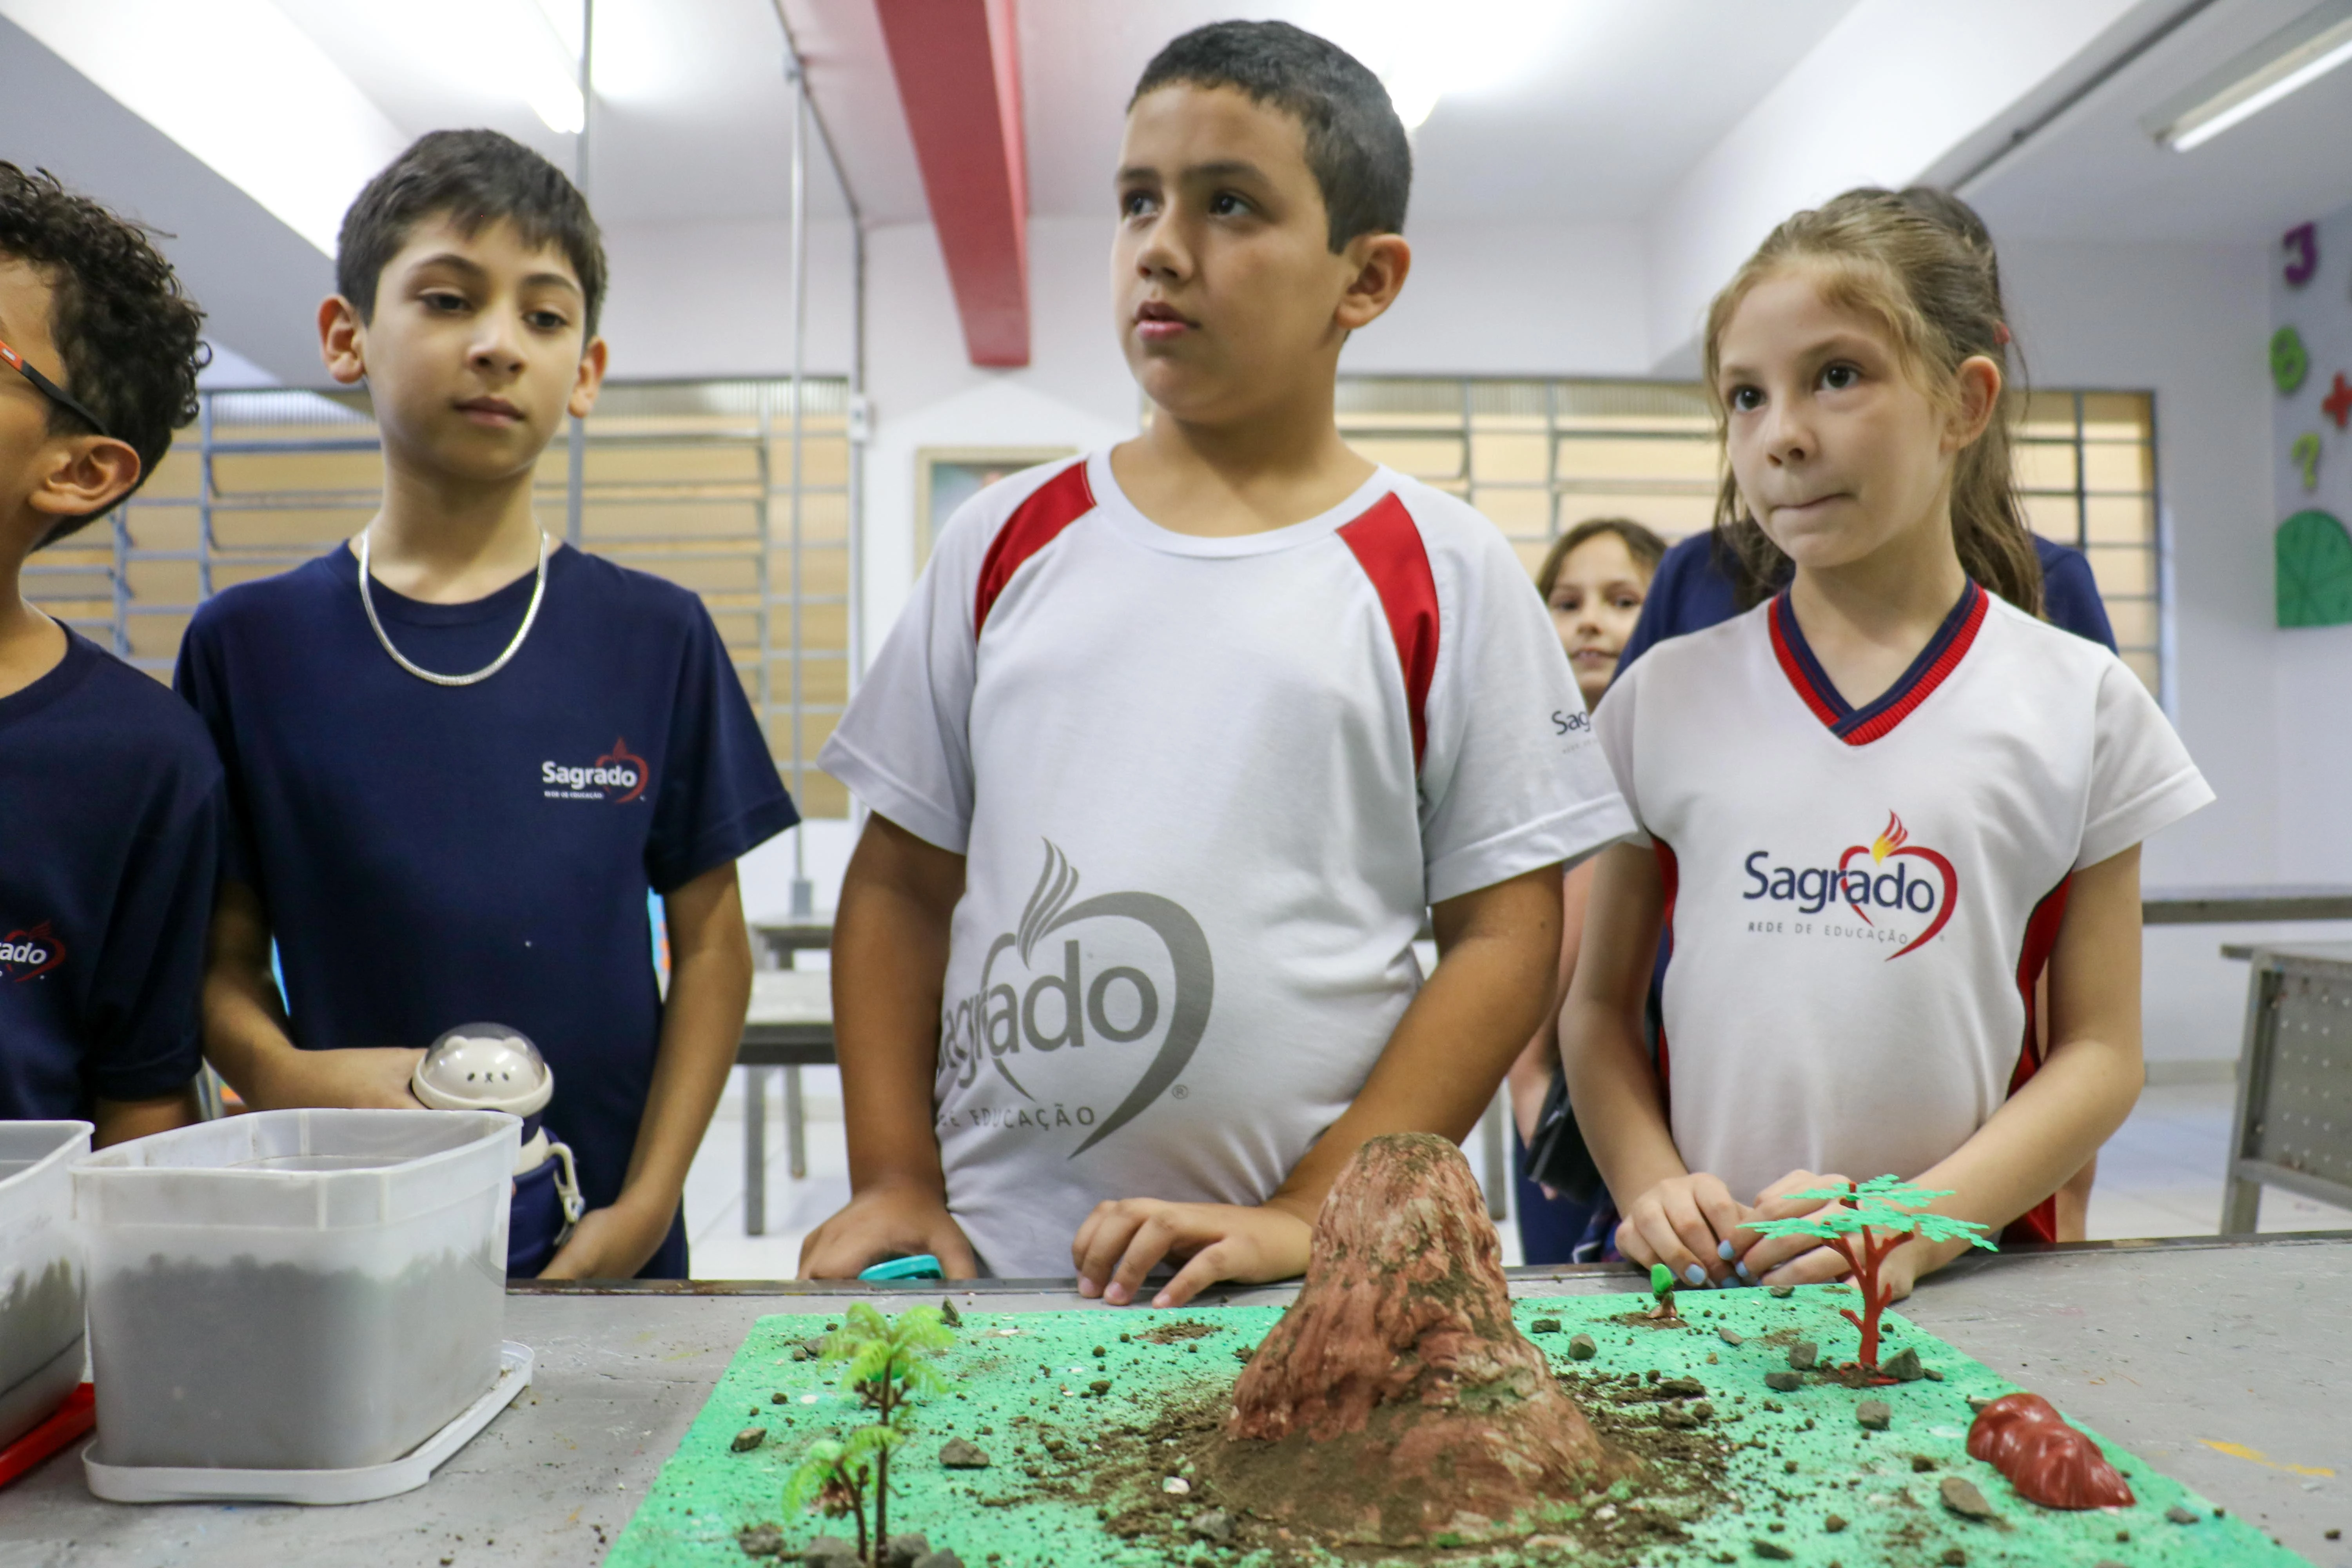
857, 1254, 944, 1282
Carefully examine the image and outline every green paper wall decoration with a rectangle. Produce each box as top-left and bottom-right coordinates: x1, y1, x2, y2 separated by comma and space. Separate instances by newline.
2294, 432, 2322, 490
2273, 327, 2311, 394
2277, 509, 2352, 627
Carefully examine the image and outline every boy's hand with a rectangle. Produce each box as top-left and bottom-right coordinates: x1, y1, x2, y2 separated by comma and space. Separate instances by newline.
1729, 1169, 1855, 1287
1614, 1172, 1746, 1288
539, 1194, 675, 1281
798, 1180, 980, 1281
250, 1045, 427, 1111
1072, 1198, 1314, 1308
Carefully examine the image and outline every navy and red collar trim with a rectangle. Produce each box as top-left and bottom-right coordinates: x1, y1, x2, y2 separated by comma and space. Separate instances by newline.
1768, 579, 1987, 746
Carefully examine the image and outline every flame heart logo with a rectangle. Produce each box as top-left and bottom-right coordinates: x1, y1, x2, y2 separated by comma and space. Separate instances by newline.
595, 737, 649, 803
0, 920, 65, 982
966, 842, 1214, 1157
1836, 812, 1958, 960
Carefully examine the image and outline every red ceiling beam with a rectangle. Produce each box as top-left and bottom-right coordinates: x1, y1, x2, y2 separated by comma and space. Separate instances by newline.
872, 0, 1030, 367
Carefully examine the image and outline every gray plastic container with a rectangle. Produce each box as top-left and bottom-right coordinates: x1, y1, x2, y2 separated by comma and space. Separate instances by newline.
0, 1122, 92, 1448
74, 1109, 516, 1472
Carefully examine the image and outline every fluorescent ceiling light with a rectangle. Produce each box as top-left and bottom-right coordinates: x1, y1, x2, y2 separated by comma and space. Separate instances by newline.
2144, 0, 2352, 152
1316, 0, 1571, 133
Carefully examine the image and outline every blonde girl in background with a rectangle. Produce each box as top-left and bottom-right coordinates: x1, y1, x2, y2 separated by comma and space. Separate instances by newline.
1561, 188, 2210, 1296
1511, 516, 1666, 1264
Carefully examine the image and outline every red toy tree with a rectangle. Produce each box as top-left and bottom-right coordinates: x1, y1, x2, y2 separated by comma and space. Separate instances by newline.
1747, 1176, 1994, 1375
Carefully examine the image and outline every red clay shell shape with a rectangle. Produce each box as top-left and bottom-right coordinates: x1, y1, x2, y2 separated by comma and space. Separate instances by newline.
1967, 1392, 2135, 1509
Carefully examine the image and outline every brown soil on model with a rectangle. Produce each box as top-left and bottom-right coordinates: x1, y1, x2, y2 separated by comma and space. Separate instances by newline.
1202, 1133, 1638, 1545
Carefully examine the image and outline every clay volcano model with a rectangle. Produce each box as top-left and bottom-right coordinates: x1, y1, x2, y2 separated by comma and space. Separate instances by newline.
1205, 1132, 1637, 1545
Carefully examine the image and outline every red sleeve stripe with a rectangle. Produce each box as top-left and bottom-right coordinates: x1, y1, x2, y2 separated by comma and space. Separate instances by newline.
1652, 836, 1680, 1115
1998, 873, 2074, 1247
973, 461, 1098, 633
1336, 493, 1440, 770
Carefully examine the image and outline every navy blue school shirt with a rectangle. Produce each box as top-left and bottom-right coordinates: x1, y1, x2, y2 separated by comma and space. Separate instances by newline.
1, 629, 222, 1119
176, 544, 797, 1277
1615, 530, 2117, 673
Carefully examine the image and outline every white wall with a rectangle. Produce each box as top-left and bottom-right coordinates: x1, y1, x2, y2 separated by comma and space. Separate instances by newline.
1344, 221, 1652, 377
2002, 237, 2278, 1060
599, 218, 858, 380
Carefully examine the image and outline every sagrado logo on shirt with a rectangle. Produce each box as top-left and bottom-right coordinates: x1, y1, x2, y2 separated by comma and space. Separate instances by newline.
0, 920, 64, 982
940, 842, 1213, 1155
541, 737, 650, 802
1742, 811, 1958, 959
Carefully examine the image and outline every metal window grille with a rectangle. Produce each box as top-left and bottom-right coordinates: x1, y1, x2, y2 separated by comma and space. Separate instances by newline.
1332, 376, 2165, 695
26, 377, 858, 815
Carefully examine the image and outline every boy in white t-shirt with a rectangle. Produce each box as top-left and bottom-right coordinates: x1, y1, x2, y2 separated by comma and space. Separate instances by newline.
804, 22, 1631, 1301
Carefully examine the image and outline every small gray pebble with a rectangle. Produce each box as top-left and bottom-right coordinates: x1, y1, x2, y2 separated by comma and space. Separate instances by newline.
1529, 1316, 1562, 1334
1719, 1325, 1744, 1346
912, 1554, 964, 1568
736, 1523, 786, 1558
800, 1540, 858, 1567
2167, 1505, 2201, 1525
731, 1426, 767, 1452
1856, 1399, 1891, 1431
939, 1296, 962, 1327
1189, 1508, 1237, 1542
884, 1534, 931, 1568
1788, 1340, 1819, 1371
1753, 1541, 1794, 1561
1568, 1332, 1597, 1361
1939, 1475, 1997, 1519
1768, 1284, 1795, 1298
802, 1336, 828, 1356
1882, 1347, 1924, 1382
1765, 1370, 1802, 1393
939, 1437, 991, 1469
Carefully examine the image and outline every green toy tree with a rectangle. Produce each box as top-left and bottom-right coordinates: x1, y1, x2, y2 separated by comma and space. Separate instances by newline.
1745, 1176, 1994, 1375
1646, 1261, 1681, 1322
780, 1303, 955, 1563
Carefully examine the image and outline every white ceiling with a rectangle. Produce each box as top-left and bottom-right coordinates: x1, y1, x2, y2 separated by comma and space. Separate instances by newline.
1015, 0, 1864, 225
1968, 0, 2352, 244
276, 0, 855, 226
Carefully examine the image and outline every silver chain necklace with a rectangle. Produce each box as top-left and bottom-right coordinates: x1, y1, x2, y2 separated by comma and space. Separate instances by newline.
356, 526, 551, 688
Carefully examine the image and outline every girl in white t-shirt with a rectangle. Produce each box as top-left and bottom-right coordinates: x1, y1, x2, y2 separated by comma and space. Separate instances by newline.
1561, 187, 2211, 1299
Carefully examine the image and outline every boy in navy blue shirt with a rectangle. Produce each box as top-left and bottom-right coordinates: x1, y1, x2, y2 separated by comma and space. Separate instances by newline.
178, 132, 796, 1279
0, 163, 219, 1142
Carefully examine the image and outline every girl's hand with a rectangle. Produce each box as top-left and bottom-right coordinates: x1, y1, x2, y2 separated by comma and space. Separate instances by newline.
1072, 1198, 1314, 1308
1614, 1172, 1746, 1287
1730, 1169, 1856, 1285
798, 1178, 981, 1281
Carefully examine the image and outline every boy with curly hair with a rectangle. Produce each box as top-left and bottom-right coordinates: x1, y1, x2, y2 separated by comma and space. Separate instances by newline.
0, 163, 219, 1143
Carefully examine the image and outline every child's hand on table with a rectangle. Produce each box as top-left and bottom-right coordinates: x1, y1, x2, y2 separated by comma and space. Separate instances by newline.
1727, 1169, 1857, 1288
1072, 1198, 1316, 1308
797, 1179, 980, 1281
1613, 1172, 1747, 1287
539, 1194, 678, 1281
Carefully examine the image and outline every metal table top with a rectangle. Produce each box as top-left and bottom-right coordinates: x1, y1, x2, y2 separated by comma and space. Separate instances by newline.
5, 1234, 2345, 1568
738, 969, 832, 1064
2142, 887, 2352, 925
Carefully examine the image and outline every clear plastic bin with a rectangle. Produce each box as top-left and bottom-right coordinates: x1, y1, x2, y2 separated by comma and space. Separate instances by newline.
0, 1122, 93, 1448
74, 1109, 517, 1472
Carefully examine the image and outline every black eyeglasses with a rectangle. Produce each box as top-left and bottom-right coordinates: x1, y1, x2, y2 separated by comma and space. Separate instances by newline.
0, 335, 111, 439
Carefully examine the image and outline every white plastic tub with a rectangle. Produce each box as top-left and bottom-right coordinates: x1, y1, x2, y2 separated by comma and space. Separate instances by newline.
0, 1121, 92, 1448
74, 1109, 517, 1473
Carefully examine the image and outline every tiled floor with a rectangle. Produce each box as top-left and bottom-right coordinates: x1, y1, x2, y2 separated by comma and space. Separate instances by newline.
678, 1073, 2352, 1280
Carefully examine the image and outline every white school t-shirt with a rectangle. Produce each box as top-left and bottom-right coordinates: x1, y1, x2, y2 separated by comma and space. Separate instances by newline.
820, 451, 1633, 1276
1593, 582, 2211, 1240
